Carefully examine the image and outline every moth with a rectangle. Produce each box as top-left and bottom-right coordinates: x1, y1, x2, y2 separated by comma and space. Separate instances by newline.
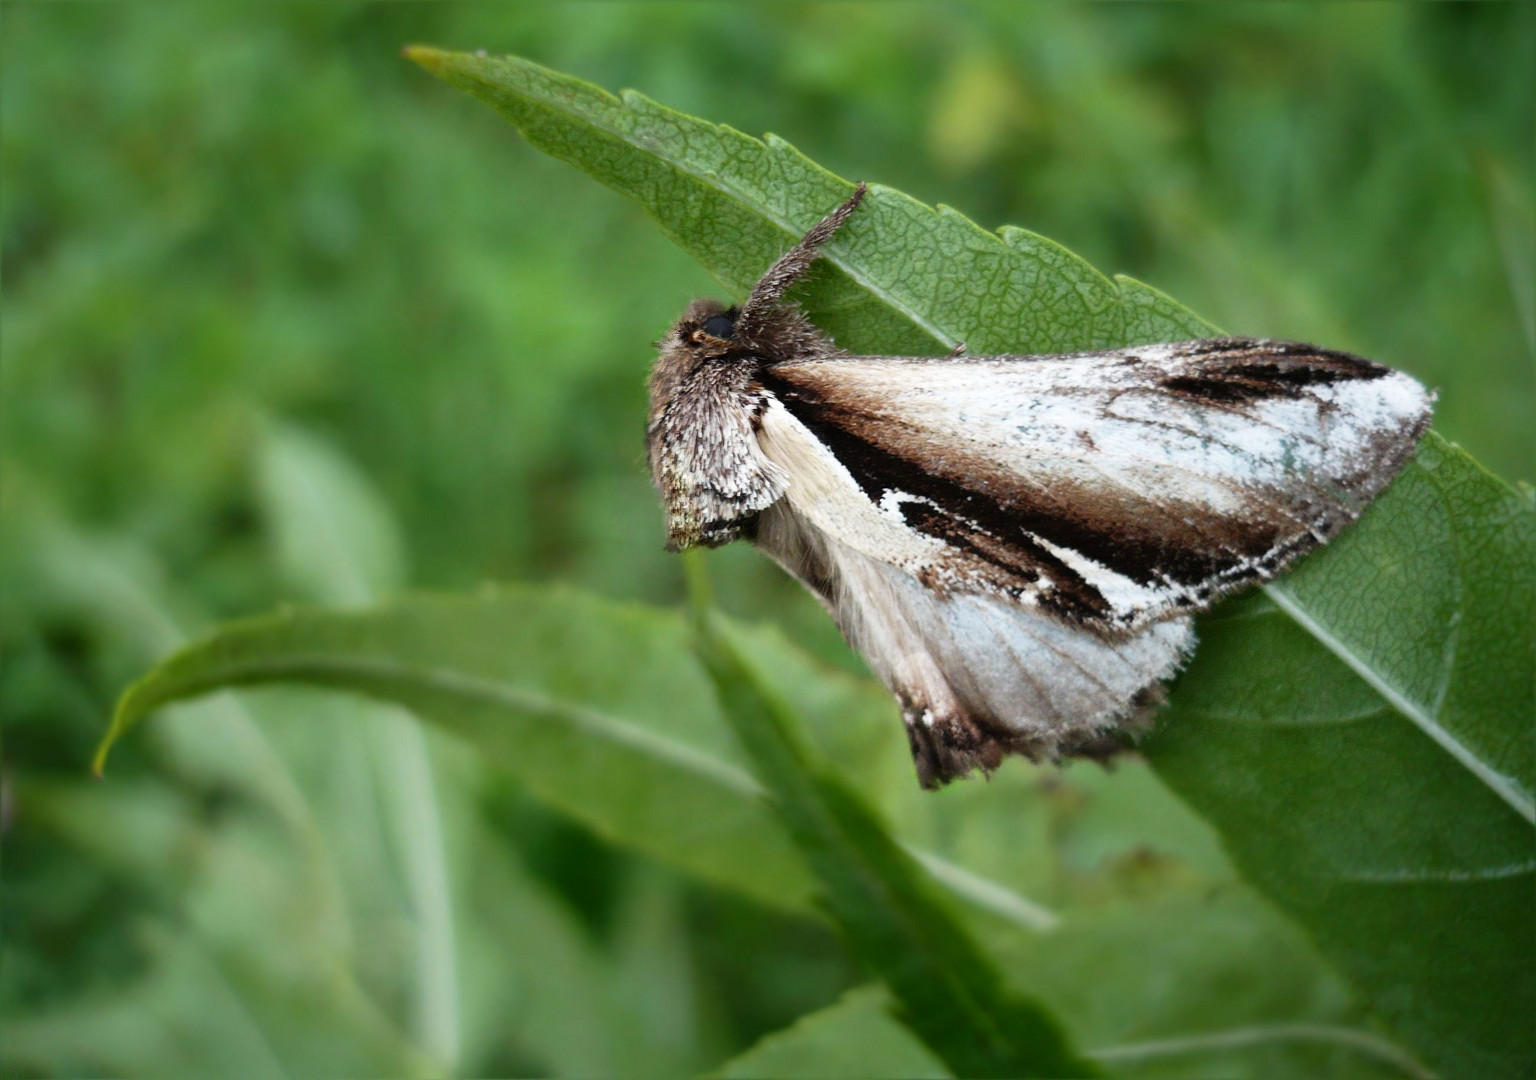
647, 183, 1433, 788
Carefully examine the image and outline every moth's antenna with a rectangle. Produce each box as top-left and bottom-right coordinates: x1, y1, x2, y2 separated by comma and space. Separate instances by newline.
737, 182, 867, 338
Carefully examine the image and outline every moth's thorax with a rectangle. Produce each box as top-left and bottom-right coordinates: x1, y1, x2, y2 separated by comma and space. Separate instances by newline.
646, 299, 784, 550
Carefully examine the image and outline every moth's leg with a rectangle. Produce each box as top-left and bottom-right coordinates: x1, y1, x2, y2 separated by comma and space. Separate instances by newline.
737, 182, 867, 334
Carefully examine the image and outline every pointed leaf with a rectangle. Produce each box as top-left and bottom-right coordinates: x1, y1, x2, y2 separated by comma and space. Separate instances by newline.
97, 587, 1058, 937
403, 47, 1206, 357
98, 586, 815, 913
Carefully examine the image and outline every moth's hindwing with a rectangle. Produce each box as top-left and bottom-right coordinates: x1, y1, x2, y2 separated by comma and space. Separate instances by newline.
756, 497, 1197, 786
758, 337, 1433, 634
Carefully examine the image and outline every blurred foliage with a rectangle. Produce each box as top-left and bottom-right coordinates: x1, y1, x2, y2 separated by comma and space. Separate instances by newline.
3, 3, 1532, 1078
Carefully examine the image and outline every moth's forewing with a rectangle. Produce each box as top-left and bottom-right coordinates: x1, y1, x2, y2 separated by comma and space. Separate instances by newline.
761, 339, 1432, 633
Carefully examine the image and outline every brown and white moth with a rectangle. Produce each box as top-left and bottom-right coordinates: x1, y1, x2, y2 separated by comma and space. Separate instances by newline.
647, 184, 1433, 789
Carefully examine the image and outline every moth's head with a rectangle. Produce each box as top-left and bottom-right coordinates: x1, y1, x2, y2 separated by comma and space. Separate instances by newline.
649, 299, 742, 418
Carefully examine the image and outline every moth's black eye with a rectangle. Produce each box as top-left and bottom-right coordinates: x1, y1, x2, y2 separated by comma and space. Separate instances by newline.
702, 312, 737, 340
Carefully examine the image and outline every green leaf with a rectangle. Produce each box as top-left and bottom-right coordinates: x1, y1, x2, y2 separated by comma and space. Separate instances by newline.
97, 585, 817, 914
1147, 442, 1536, 1078
402, 46, 1211, 359
711, 985, 949, 1080
720, 891, 1434, 1080
406, 48, 1534, 1076
686, 560, 1096, 1078
1002, 889, 1430, 1079
11, 780, 439, 1079
252, 420, 460, 1068
95, 585, 1059, 938
254, 418, 407, 605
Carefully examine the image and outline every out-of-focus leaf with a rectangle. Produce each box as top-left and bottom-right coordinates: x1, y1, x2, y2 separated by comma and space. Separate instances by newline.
6, 788, 436, 1079
718, 891, 1428, 1080
255, 419, 407, 606
97, 586, 813, 912
711, 985, 949, 1080
1003, 890, 1425, 1080
604, 866, 716, 1076
405, 48, 1532, 1074
451, 808, 640, 1077
253, 419, 461, 1069
97, 586, 1054, 936
688, 565, 1096, 1078
1476, 153, 1536, 358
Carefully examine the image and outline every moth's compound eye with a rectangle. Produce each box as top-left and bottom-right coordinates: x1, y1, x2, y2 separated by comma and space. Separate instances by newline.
702, 313, 737, 340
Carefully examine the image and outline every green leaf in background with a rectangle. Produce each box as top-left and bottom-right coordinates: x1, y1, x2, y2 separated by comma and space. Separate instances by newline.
18, 431, 755, 1077
95, 586, 816, 915
685, 556, 1097, 1078
255, 419, 461, 1068
402, 48, 1534, 1077
91, 579, 1403, 1075
712, 985, 948, 1080
94, 585, 1067, 941
719, 892, 1437, 1080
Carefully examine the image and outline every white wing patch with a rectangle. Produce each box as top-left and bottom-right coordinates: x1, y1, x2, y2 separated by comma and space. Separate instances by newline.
791, 351, 1424, 513
756, 398, 949, 572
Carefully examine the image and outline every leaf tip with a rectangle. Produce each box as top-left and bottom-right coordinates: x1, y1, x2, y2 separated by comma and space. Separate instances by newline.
91, 733, 112, 778
93, 690, 144, 778
401, 44, 449, 73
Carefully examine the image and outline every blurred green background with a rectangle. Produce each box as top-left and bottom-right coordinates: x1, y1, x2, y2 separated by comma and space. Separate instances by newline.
3, 3, 1531, 1077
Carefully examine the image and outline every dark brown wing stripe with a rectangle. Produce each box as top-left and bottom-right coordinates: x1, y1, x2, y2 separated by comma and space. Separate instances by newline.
763, 378, 1118, 622
1159, 339, 1391, 405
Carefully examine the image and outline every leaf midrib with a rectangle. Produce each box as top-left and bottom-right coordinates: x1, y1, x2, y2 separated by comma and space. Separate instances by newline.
129, 653, 765, 795
1263, 583, 1534, 823
1089, 1022, 1433, 1079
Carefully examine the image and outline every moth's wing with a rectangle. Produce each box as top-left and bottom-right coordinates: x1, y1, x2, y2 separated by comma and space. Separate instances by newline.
757, 498, 1194, 786
758, 338, 1433, 633
754, 338, 1429, 784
